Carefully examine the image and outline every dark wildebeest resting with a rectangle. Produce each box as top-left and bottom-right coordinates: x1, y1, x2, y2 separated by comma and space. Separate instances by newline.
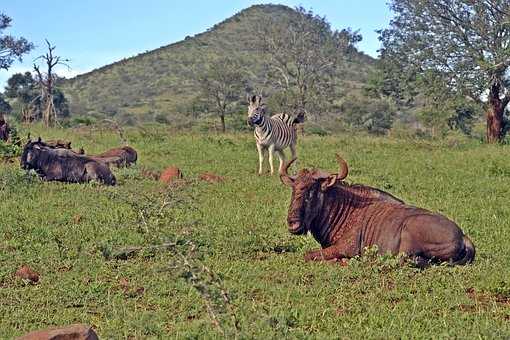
280, 155, 475, 266
21, 139, 116, 185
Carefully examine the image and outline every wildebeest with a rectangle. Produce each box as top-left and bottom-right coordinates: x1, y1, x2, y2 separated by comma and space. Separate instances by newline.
0, 114, 10, 142
43, 139, 72, 149
280, 154, 475, 266
21, 139, 116, 185
91, 146, 137, 168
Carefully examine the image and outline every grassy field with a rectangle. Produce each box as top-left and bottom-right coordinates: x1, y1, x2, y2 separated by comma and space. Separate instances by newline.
1, 125, 510, 339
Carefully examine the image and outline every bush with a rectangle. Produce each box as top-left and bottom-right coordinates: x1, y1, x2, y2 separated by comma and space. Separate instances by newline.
341, 95, 395, 135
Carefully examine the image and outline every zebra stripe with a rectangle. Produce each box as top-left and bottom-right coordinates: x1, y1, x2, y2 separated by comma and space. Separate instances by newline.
272, 113, 294, 126
253, 114, 297, 150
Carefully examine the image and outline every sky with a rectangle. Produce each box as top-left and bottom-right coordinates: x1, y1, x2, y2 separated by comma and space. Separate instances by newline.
0, 1, 393, 88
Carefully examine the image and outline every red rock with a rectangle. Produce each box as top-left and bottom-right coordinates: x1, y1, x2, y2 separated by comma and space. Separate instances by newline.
199, 172, 225, 183
15, 265, 39, 284
16, 324, 99, 340
159, 166, 183, 184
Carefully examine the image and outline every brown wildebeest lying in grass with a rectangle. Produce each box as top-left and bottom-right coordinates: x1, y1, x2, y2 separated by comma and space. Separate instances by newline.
43, 139, 72, 149
88, 146, 138, 168
280, 154, 475, 266
21, 139, 116, 185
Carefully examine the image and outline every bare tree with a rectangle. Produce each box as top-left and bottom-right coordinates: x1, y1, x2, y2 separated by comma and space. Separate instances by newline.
197, 57, 245, 132
33, 40, 70, 127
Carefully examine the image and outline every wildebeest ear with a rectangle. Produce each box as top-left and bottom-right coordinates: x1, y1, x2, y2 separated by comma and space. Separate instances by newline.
320, 175, 338, 192
66, 142, 71, 149
313, 170, 337, 191
37, 136, 41, 143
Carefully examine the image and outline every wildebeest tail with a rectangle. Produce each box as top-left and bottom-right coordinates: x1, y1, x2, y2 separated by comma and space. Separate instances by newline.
453, 235, 475, 265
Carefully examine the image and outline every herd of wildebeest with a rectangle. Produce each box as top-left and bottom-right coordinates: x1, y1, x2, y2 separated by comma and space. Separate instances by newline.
1, 101, 476, 267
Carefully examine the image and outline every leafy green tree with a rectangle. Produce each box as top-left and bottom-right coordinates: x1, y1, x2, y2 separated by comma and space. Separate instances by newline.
4, 72, 40, 121
0, 13, 33, 70
0, 93, 11, 114
197, 57, 246, 132
341, 94, 395, 135
252, 6, 361, 116
379, 0, 510, 143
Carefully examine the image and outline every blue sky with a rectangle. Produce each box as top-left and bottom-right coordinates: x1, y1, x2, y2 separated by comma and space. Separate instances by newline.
0, 1, 393, 88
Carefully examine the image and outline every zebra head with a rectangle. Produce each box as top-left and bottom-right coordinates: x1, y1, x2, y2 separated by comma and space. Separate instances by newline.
247, 95, 266, 127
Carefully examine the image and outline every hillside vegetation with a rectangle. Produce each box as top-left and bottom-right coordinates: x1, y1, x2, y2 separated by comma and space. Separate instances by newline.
1, 125, 509, 338
62, 5, 374, 124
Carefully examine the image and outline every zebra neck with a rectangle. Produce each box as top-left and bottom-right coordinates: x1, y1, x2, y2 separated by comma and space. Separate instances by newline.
255, 116, 269, 132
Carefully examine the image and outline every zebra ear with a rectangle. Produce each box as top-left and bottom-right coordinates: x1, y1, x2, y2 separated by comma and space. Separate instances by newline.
249, 95, 257, 104
255, 95, 262, 105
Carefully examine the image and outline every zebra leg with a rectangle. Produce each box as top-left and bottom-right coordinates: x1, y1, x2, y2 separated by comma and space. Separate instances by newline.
268, 144, 275, 175
276, 150, 286, 174
290, 143, 297, 160
256, 143, 265, 175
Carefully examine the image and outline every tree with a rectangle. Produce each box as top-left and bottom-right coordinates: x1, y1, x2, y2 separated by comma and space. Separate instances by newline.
5, 70, 69, 123
4, 72, 40, 122
379, 0, 510, 143
341, 94, 395, 135
252, 6, 361, 116
0, 93, 11, 114
0, 13, 33, 70
33, 40, 70, 126
197, 57, 245, 132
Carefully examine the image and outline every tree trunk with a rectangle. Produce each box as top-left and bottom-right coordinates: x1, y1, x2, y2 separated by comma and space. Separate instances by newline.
486, 81, 506, 143
220, 114, 226, 133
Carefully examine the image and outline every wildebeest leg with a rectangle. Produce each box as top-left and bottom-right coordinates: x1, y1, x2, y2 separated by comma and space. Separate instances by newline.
84, 163, 99, 183
256, 143, 265, 175
304, 234, 360, 262
268, 144, 275, 175
304, 247, 337, 261
275, 149, 285, 174
304, 242, 357, 262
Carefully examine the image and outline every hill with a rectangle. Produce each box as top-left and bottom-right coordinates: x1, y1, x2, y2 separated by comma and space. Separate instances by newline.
62, 4, 375, 124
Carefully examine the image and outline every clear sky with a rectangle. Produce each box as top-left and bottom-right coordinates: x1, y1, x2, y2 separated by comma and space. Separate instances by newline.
0, 1, 393, 88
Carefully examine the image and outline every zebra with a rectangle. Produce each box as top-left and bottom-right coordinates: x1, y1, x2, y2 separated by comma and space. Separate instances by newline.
247, 95, 300, 175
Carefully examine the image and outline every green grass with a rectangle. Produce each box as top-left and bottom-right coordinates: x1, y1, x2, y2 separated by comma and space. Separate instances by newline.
1, 125, 509, 339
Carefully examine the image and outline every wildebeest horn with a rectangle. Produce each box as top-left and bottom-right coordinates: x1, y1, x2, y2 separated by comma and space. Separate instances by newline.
280, 158, 297, 186
335, 154, 349, 180
321, 154, 348, 191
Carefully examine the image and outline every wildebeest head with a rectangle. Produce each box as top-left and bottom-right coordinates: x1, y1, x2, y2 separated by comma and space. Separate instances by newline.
280, 154, 349, 235
247, 95, 267, 126
20, 137, 44, 170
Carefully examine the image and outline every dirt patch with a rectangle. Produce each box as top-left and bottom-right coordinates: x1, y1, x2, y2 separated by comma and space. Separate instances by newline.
15, 265, 39, 284
199, 172, 225, 183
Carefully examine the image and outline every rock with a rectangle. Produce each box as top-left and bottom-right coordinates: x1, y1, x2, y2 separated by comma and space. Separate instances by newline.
15, 265, 39, 284
16, 324, 99, 340
159, 166, 183, 184
198, 172, 224, 183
